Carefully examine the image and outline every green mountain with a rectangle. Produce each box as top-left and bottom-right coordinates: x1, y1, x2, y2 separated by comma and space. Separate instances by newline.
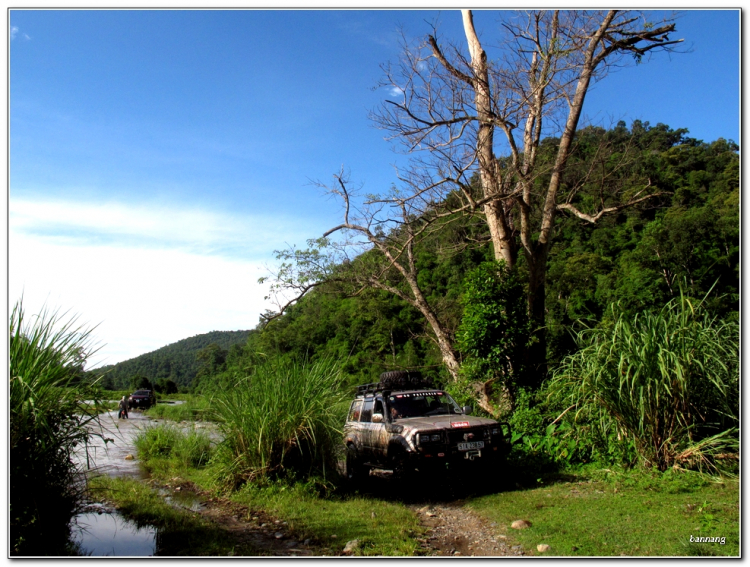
91, 330, 253, 390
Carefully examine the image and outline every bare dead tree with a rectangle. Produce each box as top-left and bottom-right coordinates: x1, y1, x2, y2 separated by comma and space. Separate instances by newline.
370, 9, 682, 380
263, 170, 463, 380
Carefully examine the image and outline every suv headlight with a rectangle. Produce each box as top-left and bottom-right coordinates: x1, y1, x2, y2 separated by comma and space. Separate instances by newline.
417, 433, 441, 444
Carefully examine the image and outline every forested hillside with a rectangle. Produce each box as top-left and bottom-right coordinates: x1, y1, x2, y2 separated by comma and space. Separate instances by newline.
217, 121, 738, 394
91, 330, 253, 390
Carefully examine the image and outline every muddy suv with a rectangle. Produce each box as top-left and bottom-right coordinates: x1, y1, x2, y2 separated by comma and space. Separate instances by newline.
342, 371, 511, 482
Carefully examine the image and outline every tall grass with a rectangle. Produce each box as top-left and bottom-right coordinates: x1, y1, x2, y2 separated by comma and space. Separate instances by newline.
10, 300, 103, 555
549, 292, 739, 473
210, 356, 348, 487
145, 395, 211, 421
134, 424, 213, 467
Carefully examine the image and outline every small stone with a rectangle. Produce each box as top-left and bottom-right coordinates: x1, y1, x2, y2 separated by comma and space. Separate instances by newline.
175, 486, 181, 491
330, 535, 338, 539
453, 551, 461, 556
371, 512, 376, 518
537, 544, 551, 553
425, 511, 436, 517
342, 539, 360, 555
274, 520, 281, 524
125, 454, 135, 460
252, 516, 259, 521
511, 519, 532, 530
275, 532, 284, 539
260, 523, 267, 528
303, 539, 312, 546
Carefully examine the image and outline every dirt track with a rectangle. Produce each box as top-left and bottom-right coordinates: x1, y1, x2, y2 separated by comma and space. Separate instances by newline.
154, 479, 526, 556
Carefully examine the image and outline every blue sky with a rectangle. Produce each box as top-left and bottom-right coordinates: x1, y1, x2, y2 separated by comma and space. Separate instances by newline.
9, 9, 740, 366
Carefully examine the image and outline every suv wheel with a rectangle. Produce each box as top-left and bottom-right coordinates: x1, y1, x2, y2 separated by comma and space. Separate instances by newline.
345, 445, 369, 484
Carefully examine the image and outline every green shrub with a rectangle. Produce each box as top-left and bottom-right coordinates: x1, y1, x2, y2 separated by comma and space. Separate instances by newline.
145, 395, 211, 421
456, 261, 531, 414
210, 356, 348, 487
549, 291, 738, 473
10, 300, 103, 555
134, 424, 213, 467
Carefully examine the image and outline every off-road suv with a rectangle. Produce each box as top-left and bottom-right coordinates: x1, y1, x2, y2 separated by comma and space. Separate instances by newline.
128, 389, 156, 410
343, 371, 511, 482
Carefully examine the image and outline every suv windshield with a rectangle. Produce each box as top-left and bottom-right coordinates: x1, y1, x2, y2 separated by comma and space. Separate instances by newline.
133, 390, 150, 396
387, 391, 462, 419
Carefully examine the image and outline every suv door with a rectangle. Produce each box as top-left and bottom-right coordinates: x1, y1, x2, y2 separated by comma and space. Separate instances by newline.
359, 398, 374, 461
370, 397, 389, 465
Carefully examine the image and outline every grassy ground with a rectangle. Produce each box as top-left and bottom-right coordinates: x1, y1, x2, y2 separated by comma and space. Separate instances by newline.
229, 481, 422, 555
468, 468, 740, 556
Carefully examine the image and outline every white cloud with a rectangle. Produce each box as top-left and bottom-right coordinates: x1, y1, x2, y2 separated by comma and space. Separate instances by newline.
10, 26, 18, 40
388, 86, 404, 98
8, 197, 319, 366
10, 197, 306, 260
10, 230, 271, 367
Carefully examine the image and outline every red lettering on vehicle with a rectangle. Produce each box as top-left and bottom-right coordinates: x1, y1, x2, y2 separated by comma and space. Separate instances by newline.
451, 421, 470, 428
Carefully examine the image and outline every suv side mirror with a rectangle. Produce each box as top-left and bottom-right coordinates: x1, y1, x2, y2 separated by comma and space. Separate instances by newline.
462, 405, 473, 415
372, 413, 384, 423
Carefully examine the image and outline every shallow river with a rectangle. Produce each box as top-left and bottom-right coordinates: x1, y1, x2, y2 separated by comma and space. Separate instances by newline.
72, 403, 200, 556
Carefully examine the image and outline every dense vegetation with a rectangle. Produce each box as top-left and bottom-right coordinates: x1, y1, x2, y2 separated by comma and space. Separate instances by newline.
89, 330, 252, 390
10, 302, 103, 555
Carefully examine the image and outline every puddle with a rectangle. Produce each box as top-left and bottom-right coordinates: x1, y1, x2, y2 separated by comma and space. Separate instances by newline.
158, 488, 205, 513
73, 510, 157, 556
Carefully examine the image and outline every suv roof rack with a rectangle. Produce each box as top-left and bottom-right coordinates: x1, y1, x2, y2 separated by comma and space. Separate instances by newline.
356, 382, 384, 396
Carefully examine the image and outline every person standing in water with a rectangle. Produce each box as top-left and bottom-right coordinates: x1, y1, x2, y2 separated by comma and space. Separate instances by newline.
118, 396, 129, 419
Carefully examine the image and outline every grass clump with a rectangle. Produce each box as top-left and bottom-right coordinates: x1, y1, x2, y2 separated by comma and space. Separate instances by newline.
10, 300, 104, 555
145, 395, 211, 421
548, 291, 738, 473
134, 424, 213, 468
210, 356, 348, 486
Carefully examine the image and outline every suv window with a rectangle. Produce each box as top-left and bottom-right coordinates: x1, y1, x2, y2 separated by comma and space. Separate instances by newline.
373, 399, 384, 417
388, 391, 462, 418
348, 400, 363, 422
360, 399, 374, 422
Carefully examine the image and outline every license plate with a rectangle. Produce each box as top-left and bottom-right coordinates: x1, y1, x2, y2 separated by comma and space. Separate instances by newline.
457, 441, 484, 451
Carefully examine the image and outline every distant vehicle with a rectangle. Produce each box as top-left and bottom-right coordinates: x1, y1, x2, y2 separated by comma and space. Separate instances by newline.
128, 389, 156, 409
343, 371, 511, 483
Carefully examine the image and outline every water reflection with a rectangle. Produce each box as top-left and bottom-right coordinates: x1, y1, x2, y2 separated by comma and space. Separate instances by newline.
73, 510, 156, 556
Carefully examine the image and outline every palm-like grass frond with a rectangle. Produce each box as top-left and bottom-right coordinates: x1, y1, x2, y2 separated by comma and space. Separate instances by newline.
549, 291, 738, 472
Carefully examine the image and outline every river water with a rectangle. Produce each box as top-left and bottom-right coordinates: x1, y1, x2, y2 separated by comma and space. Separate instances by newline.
72, 403, 196, 556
